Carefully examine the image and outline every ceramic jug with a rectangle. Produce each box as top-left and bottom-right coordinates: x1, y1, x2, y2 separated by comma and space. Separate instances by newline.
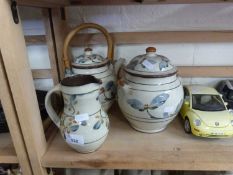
63, 23, 116, 112
116, 47, 184, 133
45, 75, 109, 153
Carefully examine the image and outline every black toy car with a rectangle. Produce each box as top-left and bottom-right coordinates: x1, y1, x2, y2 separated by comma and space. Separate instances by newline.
0, 103, 9, 133
0, 90, 48, 133
216, 80, 233, 109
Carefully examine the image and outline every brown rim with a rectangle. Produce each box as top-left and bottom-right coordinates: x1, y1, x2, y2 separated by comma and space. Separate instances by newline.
84, 48, 92, 52
72, 59, 110, 69
124, 68, 177, 78
61, 74, 102, 87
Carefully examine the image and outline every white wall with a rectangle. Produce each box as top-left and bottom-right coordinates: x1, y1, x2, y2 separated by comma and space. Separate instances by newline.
19, 4, 233, 90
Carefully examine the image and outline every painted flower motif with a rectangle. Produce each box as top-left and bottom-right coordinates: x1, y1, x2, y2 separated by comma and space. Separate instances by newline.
64, 95, 78, 115
97, 81, 116, 102
74, 54, 105, 64
93, 120, 102, 130
93, 110, 108, 130
70, 125, 79, 132
127, 93, 169, 119
77, 58, 88, 64
62, 115, 89, 134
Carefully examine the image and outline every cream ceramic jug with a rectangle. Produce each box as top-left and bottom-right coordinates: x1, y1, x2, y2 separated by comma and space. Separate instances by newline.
45, 75, 109, 153
63, 23, 116, 112
116, 47, 184, 133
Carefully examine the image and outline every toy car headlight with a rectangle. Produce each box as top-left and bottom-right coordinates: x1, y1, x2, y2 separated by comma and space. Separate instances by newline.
194, 119, 201, 126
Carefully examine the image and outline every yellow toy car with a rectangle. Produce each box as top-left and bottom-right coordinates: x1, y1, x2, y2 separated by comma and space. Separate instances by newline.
180, 85, 233, 138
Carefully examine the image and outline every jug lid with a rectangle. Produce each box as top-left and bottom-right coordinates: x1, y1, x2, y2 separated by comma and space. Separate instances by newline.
72, 48, 109, 69
124, 47, 177, 78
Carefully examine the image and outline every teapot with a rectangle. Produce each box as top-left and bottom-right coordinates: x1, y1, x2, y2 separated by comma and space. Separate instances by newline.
116, 47, 184, 133
45, 75, 109, 153
63, 23, 116, 111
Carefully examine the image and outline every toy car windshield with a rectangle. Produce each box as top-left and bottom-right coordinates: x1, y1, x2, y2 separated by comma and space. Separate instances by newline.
192, 94, 226, 111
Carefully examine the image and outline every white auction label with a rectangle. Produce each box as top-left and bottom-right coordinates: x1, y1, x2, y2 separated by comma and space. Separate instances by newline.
142, 60, 154, 71
66, 133, 84, 145
75, 113, 89, 122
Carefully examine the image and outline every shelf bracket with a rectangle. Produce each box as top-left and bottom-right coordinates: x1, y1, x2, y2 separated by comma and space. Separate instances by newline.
11, 0, 19, 24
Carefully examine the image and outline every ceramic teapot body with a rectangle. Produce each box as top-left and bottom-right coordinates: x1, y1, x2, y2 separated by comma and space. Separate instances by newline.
117, 47, 184, 133
63, 23, 116, 111
71, 48, 116, 111
45, 75, 109, 153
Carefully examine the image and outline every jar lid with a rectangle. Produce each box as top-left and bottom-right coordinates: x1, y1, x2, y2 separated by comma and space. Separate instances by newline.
124, 47, 177, 78
72, 48, 109, 69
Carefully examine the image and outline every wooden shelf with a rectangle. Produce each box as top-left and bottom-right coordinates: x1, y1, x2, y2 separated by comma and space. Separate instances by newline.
25, 35, 46, 45
0, 133, 18, 164
42, 104, 233, 171
67, 31, 233, 46
18, 0, 233, 7
18, 0, 70, 7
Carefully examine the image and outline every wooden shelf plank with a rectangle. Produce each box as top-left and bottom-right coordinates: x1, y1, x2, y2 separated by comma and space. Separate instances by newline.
177, 66, 233, 78
42, 104, 233, 170
70, 31, 233, 46
30, 66, 233, 79
24, 32, 233, 46
42, 9, 60, 84
32, 69, 52, 79
70, 0, 233, 6
25, 35, 46, 45
17, 0, 233, 7
18, 0, 70, 7
0, 133, 18, 164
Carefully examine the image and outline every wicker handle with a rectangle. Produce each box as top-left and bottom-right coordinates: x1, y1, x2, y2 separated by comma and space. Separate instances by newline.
63, 23, 114, 69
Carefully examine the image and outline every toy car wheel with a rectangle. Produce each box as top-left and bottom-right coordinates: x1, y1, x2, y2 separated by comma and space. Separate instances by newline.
184, 118, 191, 134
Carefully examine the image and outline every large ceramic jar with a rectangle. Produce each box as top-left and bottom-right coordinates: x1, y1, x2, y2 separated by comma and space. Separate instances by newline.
117, 47, 184, 133
63, 23, 116, 111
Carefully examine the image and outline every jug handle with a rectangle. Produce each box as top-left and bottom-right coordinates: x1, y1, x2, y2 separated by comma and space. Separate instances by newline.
45, 85, 61, 127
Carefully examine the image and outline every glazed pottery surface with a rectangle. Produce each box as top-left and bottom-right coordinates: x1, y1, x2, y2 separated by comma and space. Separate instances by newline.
63, 23, 116, 112
117, 47, 184, 133
45, 75, 109, 153
71, 48, 116, 111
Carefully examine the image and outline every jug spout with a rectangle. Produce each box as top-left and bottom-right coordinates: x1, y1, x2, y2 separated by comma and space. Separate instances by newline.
118, 78, 130, 94
114, 58, 126, 77
64, 68, 74, 77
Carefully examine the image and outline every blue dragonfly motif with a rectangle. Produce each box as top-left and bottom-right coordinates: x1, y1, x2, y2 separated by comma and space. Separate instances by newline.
163, 98, 183, 118
127, 59, 139, 70
77, 58, 88, 64
127, 93, 169, 119
159, 60, 169, 71
76, 55, 104, 64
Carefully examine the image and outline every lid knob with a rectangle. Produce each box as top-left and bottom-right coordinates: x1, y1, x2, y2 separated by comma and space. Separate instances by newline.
84, 48, 93, 52
146, 47, 156, 53
84, 47, 93, 56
